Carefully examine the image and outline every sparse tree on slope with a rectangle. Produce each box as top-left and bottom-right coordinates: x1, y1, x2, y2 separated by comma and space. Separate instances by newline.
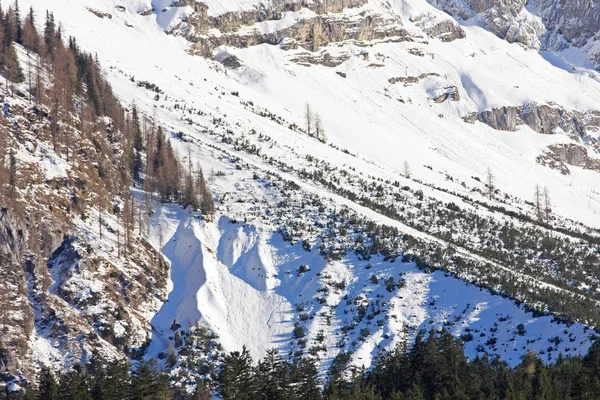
534, 184, 543, 220
403, 160, 411, 179
485, 167, 495, 200
543, 186, 552, 222
314, 112, 325, 143
305, 103, 313, 137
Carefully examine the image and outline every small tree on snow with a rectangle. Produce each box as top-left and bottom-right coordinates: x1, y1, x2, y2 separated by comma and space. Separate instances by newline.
304, 103, 313, 137
534, 185, 551, 222
534, 184, 543, 220
403, 161, 411, 179
485, 167, 494, 200
314, 113, 325, 143
543, 186, 552, 222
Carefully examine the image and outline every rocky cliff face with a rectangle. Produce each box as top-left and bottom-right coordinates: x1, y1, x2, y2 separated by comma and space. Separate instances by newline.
0, 69, 169, 385
468, 102, 600, 142
152, 0, 464, 60
0, 208, 36, 379
464, 102, 600, 173
426, 0, 600, 68
537, 143, 600, 174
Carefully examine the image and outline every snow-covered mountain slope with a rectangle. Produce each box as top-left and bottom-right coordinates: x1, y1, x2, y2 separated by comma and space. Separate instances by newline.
21, 0, 600, 224
146, 203, 596, 371
0, 45, 171, 387
10, 0, 600, 382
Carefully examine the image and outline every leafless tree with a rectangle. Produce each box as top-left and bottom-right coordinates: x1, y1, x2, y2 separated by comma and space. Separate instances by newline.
485, 167, 494, 200
304, 103, 313, 137
314, 113, 325, 142
543, 186, 552, 222
534, 184, 543, 220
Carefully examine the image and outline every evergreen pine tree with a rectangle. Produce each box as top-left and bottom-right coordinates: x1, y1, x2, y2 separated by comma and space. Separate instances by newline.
12, 0, 21, 44
131, 359, 160, 400
192, 379, 212, 400
43, 11, 55, 56
254, 349, 292, 400
293, 358, 322, 400
4, 42, 24, 94
218, 346, 254, 400
37, 366, 59, 400
22, 7, 39, 52
59, 364, 92, 400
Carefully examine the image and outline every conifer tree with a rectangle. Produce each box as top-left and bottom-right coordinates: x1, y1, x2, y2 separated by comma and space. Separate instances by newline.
59, 364, 92, 400
43, 11, 55, 56
305, 103, 313, 137
22, 7, 39, 53
403, 160, 411, 179
543, 186, 552, 222
4, 42, 23, 95
37, 366, 59, 400
131, 105, 144, 183
131, 359, 160, 400
8, 150, 16, 195
254, 349, 291, 399
485, 167, 495, 200
193, 379, 212, 400
218, 346, 254, 400
11, 0, 21, 44
534, 184, 543, 220
0, 12, 5, 68
314, 113, 325, 142
293, 358, 322, 400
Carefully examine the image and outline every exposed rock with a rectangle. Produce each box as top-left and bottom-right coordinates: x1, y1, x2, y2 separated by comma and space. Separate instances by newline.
0, 208, 35, 377
388, 72, 440, 86
408, 47, 425, 56
86, 7, 112, 19
411, 13, 466, 42
426, 0, 600, 67
520, 103, 583, 138
219, 55, 243, 69
432, 86, 460, 102
536, 143, 600, 174
462, 112, 478, 123
478, 106, 519, 131
336, 71, 347, 78
474, 102, 597, 142
289, 49, 351, 67
482, 0, 545, 48
161, 0, 414, 57
188, 12, 411, 57
279, 37, 298, 50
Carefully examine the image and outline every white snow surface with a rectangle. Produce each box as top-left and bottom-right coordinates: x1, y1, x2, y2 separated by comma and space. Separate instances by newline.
144, 204, 595, 368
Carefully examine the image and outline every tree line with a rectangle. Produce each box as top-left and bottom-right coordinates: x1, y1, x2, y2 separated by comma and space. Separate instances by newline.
6, 328, 600, 399
0, 1, 216, 384
0, 0, 215, 224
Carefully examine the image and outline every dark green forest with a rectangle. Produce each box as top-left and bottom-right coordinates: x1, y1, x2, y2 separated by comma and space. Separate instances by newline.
6, 329, 600, 399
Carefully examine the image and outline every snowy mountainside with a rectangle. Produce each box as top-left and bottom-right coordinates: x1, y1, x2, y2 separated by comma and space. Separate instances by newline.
0, 44, 171, 386
9, 0, 600, 384
140, 137, 597, 385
